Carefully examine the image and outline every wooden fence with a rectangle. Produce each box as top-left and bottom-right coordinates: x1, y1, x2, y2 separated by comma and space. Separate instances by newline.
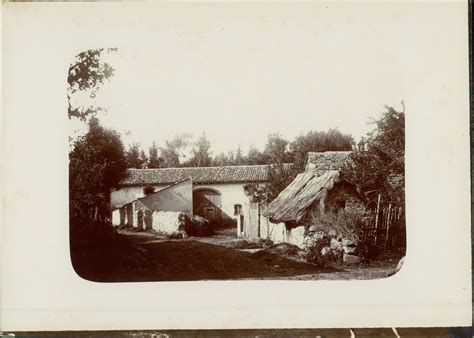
362, 197, 405, 252
242, 196, 406, 254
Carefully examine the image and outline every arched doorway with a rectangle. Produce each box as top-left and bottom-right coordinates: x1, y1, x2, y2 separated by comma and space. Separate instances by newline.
193, 188, 222, 224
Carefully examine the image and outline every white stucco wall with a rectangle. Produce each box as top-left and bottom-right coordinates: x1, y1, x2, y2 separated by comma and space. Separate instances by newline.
111, 182, 254, 224
111, 185, 168, 210
193, 182, 251, 222
255, 216, 307, 248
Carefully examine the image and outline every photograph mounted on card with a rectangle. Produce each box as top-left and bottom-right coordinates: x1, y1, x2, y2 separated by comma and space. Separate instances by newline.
2, 2, 471, 331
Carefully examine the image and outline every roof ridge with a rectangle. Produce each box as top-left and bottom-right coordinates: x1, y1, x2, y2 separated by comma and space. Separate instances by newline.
127, 163, 293, 171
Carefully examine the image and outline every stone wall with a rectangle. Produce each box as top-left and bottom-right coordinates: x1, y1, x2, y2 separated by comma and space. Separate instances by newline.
325, 183, 366, 214
152, 211, 186, 236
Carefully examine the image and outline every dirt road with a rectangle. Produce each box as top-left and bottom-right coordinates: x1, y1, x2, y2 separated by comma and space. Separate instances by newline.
72, 228, 398, 282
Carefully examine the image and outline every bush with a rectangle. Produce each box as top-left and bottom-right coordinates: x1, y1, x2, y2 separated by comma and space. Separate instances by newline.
70, 218, 125, 251
184, 215, 214, 237
303, 233, 342, 267
309, 210, 366, 241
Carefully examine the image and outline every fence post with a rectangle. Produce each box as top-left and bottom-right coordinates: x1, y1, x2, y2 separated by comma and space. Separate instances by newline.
374, 194, 381, 245
385, 203, 392, 249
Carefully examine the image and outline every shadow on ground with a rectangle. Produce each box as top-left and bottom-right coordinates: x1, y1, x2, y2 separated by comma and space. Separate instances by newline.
71, 230, 341, 282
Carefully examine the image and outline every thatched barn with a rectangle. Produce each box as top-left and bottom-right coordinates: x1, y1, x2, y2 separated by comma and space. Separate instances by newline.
258, 151, 366, 248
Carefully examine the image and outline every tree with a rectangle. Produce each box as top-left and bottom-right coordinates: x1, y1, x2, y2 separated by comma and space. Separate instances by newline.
261, 133, 296, 201
263, 132, 292, 163
187, 133, 212, 167
160, 133, 191, 167
246, 145, 266, 165
290, 129, 354, 172
243, 183, 268, 237
212, 152, 230, 166
68, 48, 117, 121
234, 145, 245, 165
265, 164, 297, 202
344, 105, 405, 205
139, 150, 149, 168
69, 117, 128, 220
126, 143, 146, 168
148, 142, 161, 168
227, 150, 236, 165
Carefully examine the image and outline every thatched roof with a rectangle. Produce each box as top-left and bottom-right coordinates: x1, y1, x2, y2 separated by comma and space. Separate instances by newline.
305, 151, 351, 174
262, 170, 343, 224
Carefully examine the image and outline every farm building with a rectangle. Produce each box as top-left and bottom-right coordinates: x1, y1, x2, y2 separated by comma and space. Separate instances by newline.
111, 179, 193, 230
242, 151, 367, 247
111, 164, 292, 228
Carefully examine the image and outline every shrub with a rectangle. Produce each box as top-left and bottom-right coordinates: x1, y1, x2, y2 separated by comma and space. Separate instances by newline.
303, 233, 342, 267
143, 185, 156, 196
303, 210, 377, 264
184, 215, 214, 237
309, 210, 366, 241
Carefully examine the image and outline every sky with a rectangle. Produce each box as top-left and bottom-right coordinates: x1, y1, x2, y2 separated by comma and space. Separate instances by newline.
69, 6, 406, 156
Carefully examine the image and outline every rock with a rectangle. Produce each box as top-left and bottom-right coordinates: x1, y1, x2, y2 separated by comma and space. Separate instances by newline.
342, 238, 355, 247
343, 253, 361, 264
330, 238, 343, 251
396, 256, 405, 273
343, 245, 357, 254
265, 242, 303, 257
321, 246, 331, 256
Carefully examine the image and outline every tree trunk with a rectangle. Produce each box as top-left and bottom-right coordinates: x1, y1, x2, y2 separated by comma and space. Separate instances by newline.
257, 202, 261, 238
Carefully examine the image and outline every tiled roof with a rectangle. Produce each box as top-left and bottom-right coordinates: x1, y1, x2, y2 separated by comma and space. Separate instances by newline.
305, 151, 351, 173
121, 164, 293, 186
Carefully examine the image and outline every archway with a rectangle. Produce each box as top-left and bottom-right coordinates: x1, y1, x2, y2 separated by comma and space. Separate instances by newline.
192, 188, 222, 224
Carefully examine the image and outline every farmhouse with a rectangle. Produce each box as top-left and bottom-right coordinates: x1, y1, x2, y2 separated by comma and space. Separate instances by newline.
244, 151, 367, 247
111, 164, 292, 228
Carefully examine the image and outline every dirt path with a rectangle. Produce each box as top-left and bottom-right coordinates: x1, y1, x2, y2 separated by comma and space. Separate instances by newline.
109, 231, 398, 281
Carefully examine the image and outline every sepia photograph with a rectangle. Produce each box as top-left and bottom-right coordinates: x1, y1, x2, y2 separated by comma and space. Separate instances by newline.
68, 45, 405, 282
3, 1, 471, 332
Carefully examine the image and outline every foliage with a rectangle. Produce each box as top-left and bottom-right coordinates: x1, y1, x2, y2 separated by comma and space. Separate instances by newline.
68, 48, 117, 121
69, 118, 129, 220
148, 142, 162, 168
266, 163, 298, 201
290, 129, 354, 172
309, 210, 367, 242
212, 152, 232, 166
243, 183, 268, 204
125, 143, 147, 168
263, 132, 292, 163
184, 215, 214, 237
143, 185, 156, 196
344, 105, 405, 205
139, 150, 149, 168
234, 146, 245, 165
159, 133, 192, 167
186, 133, 212, 167
246, 145, 267, 165
259, 133, 298, 201
303, 234, 342, 267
